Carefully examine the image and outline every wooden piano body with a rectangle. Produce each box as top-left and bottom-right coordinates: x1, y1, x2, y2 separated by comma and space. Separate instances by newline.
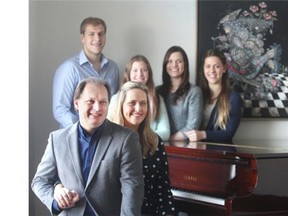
164, 141, 288, 215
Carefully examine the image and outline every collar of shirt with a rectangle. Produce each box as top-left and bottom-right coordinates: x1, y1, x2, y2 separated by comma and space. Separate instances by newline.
79, 49, 109, 69
77, 120, 106, 185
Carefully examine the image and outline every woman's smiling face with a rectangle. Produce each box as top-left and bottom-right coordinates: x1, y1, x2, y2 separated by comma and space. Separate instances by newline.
204, 56, 226, 85
122, 88, 148, 130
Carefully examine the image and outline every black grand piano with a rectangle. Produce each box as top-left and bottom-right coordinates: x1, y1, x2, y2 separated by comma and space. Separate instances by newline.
164, 141, 288, 216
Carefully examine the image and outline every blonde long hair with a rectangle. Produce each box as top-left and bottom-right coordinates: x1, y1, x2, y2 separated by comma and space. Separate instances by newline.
199, 49, 231, 130
109, 81, 158, 157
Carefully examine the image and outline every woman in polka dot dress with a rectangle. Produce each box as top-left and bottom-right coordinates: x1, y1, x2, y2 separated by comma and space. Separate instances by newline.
108, 81, 177, 216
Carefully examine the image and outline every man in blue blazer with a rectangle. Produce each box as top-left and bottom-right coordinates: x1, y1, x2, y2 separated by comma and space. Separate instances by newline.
31, 77, 144, 216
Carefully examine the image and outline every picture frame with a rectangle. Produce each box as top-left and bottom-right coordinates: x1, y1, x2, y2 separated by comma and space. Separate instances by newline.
197, 0, 288, 118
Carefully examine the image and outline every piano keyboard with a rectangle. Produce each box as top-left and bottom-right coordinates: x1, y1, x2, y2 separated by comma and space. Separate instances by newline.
171, 189, 225, 206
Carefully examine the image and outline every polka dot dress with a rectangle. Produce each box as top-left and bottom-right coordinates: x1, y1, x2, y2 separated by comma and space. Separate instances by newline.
141, 140, 177, 215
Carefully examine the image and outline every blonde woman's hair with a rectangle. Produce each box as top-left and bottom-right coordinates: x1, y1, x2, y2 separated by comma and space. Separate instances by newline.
122, 55, 160, 121
199, 49, 231, 130
109, 81, 158, 157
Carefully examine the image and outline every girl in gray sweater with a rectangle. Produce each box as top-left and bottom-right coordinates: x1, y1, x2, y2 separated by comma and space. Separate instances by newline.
157, 46, 203, 141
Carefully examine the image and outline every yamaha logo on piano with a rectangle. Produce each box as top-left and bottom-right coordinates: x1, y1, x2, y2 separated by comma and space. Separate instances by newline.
183, 175, 197, 182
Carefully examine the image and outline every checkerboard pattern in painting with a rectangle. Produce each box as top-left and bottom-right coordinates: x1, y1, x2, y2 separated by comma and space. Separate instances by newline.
240, 73, 288, 118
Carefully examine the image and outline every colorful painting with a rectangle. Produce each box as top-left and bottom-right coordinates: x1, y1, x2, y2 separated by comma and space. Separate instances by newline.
197, 1, 288, 118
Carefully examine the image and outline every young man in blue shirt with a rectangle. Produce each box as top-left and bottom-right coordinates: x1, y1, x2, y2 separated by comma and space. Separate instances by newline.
53, 17, 120, 128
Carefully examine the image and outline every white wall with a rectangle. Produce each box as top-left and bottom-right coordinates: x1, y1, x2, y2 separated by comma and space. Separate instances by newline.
29, 1, 288, 215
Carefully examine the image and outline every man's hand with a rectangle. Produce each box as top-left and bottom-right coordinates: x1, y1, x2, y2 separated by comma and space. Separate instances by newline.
54, 184, 80, 209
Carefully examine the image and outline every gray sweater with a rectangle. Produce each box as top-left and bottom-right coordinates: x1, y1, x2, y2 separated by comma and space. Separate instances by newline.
164, 85, 203, 134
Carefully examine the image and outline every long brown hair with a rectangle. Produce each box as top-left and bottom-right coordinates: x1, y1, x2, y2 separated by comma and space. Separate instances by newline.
199, 49, 231, 129
157, 46, 191, 104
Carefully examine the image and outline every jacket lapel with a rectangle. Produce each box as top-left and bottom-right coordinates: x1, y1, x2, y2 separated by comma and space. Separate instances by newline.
66, 123, 85, 187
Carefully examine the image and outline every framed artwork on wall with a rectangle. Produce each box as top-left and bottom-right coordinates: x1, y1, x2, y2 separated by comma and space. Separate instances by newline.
197, 0, 288, 118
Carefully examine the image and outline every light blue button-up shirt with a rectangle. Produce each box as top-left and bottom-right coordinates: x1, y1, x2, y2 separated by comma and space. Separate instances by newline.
52, 50, 119, 128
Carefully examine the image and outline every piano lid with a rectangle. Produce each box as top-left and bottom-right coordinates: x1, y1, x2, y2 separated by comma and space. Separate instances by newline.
233, 139, 288, 158
165, 140, 288, 158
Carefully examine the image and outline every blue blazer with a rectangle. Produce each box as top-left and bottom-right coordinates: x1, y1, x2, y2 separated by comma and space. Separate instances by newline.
205, 91, 243, 144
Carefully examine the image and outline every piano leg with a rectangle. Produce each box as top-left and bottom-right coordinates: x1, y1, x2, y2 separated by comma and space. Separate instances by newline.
225, 198, 232, 216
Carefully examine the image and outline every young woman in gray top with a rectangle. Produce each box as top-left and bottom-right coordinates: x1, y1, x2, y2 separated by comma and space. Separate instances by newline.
157, 46, 203, 141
